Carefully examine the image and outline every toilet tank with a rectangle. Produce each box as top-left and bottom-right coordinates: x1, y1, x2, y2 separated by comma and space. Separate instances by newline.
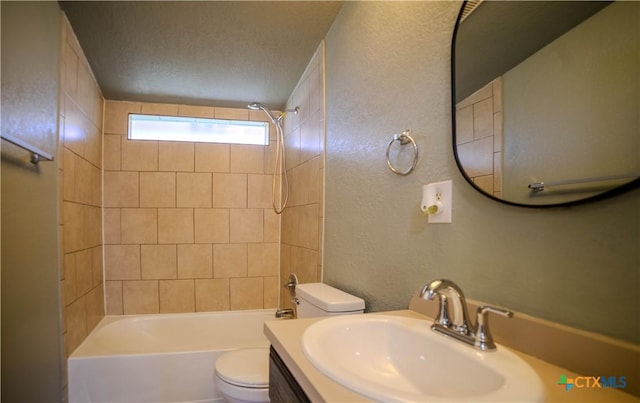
296, 283, 365, 318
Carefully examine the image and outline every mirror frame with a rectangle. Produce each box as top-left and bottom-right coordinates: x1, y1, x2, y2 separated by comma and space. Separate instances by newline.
450, 1, 640, 208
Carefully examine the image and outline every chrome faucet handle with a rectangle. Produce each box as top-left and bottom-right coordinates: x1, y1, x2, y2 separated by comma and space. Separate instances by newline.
474, 305, 514, 351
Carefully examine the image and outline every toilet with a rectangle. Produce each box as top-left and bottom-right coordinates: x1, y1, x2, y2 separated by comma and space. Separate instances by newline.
214, 282, 365, 403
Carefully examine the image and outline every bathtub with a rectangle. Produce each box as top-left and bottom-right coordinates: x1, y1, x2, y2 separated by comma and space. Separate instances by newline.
68, 309, 277, 403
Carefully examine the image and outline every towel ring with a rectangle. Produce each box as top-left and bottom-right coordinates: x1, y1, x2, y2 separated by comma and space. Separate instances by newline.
386, 129, 418, 176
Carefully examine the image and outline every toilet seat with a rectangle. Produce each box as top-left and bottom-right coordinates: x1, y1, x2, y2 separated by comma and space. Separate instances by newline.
215, 347, 269, 388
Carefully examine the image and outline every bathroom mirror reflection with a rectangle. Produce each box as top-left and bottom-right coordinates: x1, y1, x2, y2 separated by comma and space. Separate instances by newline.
452, 1, 640, 206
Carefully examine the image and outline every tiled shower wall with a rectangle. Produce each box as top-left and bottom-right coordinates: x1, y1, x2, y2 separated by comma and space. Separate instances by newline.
59, 15, 105, 357
280, 43, 326, 308
455, 77, 503, 198
103, 102, 281, 314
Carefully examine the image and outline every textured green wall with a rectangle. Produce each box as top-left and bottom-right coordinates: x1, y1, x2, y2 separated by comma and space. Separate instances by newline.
323, 1, 639, 343
1, 1, 62, 400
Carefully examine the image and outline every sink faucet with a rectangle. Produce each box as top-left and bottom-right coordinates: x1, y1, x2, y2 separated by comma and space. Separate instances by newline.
419, 279, 513, 351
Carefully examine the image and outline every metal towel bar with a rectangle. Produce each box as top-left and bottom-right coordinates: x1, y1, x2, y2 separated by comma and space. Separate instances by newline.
528, 173, 639, 192
1, 134, 55, 164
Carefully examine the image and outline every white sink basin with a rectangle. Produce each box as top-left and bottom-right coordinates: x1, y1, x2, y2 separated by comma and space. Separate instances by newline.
302, 314, 546, 402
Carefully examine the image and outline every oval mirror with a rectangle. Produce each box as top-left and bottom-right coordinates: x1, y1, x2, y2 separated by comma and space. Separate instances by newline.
452, 1, 639, 207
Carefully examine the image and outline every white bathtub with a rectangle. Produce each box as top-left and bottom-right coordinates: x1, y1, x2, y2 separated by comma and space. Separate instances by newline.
68, 309, 277, 403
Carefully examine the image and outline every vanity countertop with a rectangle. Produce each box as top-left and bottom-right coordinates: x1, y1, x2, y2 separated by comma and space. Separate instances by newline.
264, 310, 637, 402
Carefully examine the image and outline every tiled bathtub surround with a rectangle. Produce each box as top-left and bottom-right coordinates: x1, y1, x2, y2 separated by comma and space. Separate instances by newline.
455, 77, 503, 198
103, 101, 281, 314
280, 43, 326, 307
59, 15, 105, 357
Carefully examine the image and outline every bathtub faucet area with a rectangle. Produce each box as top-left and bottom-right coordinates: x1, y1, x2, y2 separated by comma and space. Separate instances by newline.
275, 308, 295, 319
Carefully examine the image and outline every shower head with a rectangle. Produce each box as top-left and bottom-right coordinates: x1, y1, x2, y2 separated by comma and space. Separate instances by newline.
247, 102, 279, 124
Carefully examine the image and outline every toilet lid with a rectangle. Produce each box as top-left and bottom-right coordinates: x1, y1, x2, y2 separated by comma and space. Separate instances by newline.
215, 347, 269, 388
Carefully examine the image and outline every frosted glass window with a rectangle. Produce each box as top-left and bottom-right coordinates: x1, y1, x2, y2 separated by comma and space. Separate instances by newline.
128, 114, 269, 145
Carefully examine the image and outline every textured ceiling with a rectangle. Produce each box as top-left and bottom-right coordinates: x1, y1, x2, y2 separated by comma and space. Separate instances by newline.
59, 1, 343, 109
455, 1, 610, 102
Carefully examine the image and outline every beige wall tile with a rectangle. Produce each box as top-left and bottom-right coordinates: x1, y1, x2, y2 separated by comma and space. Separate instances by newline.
263, 276, 279, 309
282, 206, 299, 246
307, 157, 321, 203
123, 280, 159, 314
104, 101, 141, 135
248, 243, 279, 277
493, 77, 503, 113
263, 140, 278, 175
195, 143, 229, 173
194, 209, 229, 244
76, 62, 99, 123
263, 209, 280, 243
455, 105, 474, 145
140, 172, 176, 208
457, 82, 492, 109
121, 208, 157, 244
63, 98, 86, 157
213, 173, 247, 208
230, 209, 263, 243
230, 277, 263, 310
177, 172, 212, 208
85, 123, 102, 168
308, 62, 323, 115
179, 105, 214, 118
248, 174, 272, 209
290, 246, 318, 284
104, 171, 139, 207
91, 246, 103, 287
63, 148, 76, 201
141, 103, 178, 116
284, 127, 301, 169
230, 145, 265, 174
195, 279, 229, 311
249, 109, 271, 122
104, 245, 141, 280
64, 42, 79, 98
63, 254, 77, 305
63, 202, 83, 253
75, 249, 93, 296
91, 163, 102, 207
300, 113, 321, 162
141, 244, 177, 279
83, 205, 102, 249
65, 298, 87, 356
494, 111, 503, 153
61, 16, 106, 358
214, 107, 249, 120
299, 204, 320, 250
121, 139, 158, 171
103, 208, 121, 244
105, 281, 123, 315
473, 97, 494, 140
159, 142, 194, 172
214, 244, 247, 278
178, 244, 213, 279
85, 286, 105, 332
159, 280, 195, 313
158, 208, 194, 244
75, 157, 92, 205
457, 136, 494, 178
494, 151, 503, 194
104, 134, 124, 171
